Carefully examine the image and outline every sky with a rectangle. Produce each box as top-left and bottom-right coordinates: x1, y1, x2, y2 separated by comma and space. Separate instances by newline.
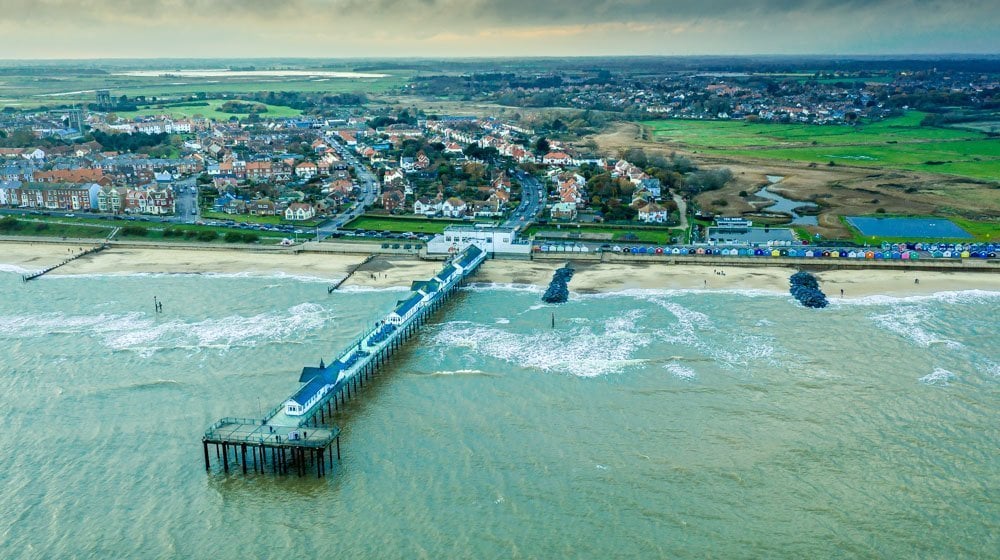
0, 0, 997, 59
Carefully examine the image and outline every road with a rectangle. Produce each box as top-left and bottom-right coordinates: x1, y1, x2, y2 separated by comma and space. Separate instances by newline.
503, 171, 546, 229
314, 139, 379, 241
172, 177, 199, 223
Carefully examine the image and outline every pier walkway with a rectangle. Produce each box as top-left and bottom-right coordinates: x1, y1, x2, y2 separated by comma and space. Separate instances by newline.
202, 244, 487, 477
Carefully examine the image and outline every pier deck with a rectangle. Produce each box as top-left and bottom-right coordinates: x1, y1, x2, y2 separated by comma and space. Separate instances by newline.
202, 244, 487, 478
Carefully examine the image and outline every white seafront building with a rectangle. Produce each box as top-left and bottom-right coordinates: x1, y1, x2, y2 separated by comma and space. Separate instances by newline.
426, 225, 531, 255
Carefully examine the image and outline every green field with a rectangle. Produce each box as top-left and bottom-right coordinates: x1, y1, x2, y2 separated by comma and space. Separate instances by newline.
116, 99, 302, 120
344, 215, 468, 234
0, 68, 410, 109
200, 211, 321, 227
642, 112, 1000, 181
0, 217, 112, 239
1, 215, 304, 244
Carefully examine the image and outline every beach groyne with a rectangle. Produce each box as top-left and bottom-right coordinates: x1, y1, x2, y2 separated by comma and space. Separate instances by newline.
21, 244, 109, 282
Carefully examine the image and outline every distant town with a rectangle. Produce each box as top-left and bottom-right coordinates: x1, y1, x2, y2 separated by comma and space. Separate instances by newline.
0, 57, 996, 251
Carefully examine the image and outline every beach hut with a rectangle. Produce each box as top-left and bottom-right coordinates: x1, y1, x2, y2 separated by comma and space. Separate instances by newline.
696, 248, 706, 255
671, 247, 680, 255
901, 251, 911, 260
612, 246, 622, 253
821, 251, 830, 258
891, 251, 901, 259
638, 246, 648, 254
932, 251, 944, 258
769, 249, 779, 257
960, 250, 970, 258
831, 251, 840, 258
864, 251, 874, 259
942, 250, 953, 258
752, 248, 763, 256
788, 249, 800, 257
654, 247, 664, 255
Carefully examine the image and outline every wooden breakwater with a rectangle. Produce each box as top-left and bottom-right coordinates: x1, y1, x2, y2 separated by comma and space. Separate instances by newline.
21, 244, 109, 282
327, 254, 375, 293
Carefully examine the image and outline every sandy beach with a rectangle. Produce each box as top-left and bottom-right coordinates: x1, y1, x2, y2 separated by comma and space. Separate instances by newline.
2, 240, 998, 297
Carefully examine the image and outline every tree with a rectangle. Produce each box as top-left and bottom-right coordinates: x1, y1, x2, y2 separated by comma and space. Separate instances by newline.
535, 137, 550, 154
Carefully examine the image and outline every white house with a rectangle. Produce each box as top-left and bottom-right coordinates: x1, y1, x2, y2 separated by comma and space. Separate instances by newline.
413, 196, 442, 216
284, 202, 316, 221
295, 161, 318, 179
441, 197, 467, 218
637, 202, 670, 223
542, 152, 573, 166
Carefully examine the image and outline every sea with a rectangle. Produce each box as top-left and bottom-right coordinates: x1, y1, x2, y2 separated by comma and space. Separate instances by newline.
0, 266, 997, 558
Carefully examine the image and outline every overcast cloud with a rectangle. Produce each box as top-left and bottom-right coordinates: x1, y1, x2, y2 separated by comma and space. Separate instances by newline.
0, 0, 995, 58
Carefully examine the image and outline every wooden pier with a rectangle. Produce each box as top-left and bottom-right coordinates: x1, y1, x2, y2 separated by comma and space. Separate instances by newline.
22, 244, 109, 282
202, 418, 340, 477
203, 245, 486, 477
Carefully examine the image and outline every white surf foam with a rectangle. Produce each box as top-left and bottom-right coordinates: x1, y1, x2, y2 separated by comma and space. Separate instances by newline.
0, 264, 32, 274
870, 308, 963, 349
465, 283, 544, 294
494, 318, 510, 324
838, 290, 1000, 307
919, 368, 956, 386
636, 294, 777, 369
431, 310, 654, 377
665, 362, 697, 380
0, 302, 332, 355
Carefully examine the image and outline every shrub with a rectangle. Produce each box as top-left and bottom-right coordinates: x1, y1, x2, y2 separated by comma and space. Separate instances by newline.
224, 231, 243, 243
197, 230, 218, 242
0, 216, 22, 232
876, 208, 886, 214
34, 222, 49, 231
121, 225, 148, 237
184, 230, 198, 239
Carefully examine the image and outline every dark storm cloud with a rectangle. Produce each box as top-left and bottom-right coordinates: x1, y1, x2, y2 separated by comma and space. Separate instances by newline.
0, 0, 995, 57
2, 0, 994, 25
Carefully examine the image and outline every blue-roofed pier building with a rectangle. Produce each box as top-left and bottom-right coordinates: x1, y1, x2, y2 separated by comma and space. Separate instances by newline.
202, 244, 488, 477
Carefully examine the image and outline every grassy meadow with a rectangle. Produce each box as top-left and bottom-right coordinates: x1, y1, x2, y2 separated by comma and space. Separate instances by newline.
0, 68, 410, 110
343, 215, 468, 234
642, 112, 1000, 181
115, 99, 303, 120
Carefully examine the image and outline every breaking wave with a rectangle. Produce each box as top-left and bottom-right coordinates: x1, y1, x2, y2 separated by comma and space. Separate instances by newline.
665, 362, 697, 380
870, 307, 963, 349
0, 264, 32, 274
431, 310, 653, 377
0, 302, 331, 356
919, 368, 956, 387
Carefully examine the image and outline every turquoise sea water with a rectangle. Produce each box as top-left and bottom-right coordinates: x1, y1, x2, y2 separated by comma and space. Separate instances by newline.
0, 268, 997, 558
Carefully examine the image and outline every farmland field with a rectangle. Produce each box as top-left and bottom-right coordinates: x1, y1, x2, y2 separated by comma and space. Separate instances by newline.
642, 112, 1000, 181
115, 99, 302, 120
0, 66, 410, 109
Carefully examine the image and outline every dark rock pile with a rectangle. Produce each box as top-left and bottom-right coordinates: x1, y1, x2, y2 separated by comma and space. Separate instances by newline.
542, 266, 575, 304
789, 271, 828, 308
